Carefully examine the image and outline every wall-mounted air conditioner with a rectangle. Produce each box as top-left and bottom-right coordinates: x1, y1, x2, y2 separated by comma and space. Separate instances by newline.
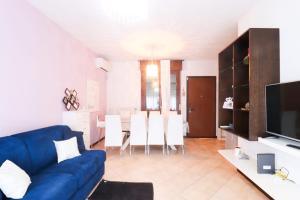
95, 57, 111, 72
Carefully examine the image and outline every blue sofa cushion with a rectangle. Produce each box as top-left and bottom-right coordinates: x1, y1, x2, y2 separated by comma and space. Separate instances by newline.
13, 126, 68, 174
21, 173, 77, 200
0, 136, 32, 175
69, 166, 105, 200
42, 150, 106, 187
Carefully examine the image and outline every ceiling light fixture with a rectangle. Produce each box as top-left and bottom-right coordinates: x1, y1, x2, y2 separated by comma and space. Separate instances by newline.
101, 0, 149, 23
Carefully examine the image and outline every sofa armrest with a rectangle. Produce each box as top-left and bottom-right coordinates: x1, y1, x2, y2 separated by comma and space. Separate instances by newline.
65, 131, 86, 153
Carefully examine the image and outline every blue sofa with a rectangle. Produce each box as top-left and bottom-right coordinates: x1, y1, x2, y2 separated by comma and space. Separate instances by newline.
0, 125, 106, 200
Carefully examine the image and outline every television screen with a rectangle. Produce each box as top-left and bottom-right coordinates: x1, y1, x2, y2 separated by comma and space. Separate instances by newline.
266, 81, 300, 141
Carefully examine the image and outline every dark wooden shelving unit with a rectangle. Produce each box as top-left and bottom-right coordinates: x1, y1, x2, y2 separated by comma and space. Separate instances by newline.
219, 43, 234, 133
219, 28, 280, 141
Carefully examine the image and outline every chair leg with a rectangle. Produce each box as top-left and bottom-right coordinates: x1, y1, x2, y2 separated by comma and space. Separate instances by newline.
130, 145, 132, 156
167, 145, 170, 155
148, 145, 150, 155
182, 145, 185, 155
162, 145, 165, 155
144, 145, 147, 155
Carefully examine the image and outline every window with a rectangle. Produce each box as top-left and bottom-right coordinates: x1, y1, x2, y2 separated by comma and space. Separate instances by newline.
140, 60, 181, 112
146, 64, 160, 110
140, 61, 161, 111
170, 60, 182, 112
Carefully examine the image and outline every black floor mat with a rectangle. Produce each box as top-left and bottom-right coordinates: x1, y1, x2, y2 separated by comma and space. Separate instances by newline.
89, 180, 154, 200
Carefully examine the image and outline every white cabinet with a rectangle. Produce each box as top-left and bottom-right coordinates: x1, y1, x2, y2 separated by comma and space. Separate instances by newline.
62, 111, 102, 149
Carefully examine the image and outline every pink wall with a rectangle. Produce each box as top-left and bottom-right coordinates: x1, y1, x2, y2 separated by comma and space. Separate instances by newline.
0, 0, 106, 136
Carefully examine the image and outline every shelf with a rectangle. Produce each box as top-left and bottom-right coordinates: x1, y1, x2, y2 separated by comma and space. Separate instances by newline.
219, 149, 300, 200
258, 137, 300, 159
234, 59, 249, 68
220, 86, 233, 93
236, 109, 250, 112
220, 66, 233, 73
234, 84, 249, 89
235, 64, 249, 69
219, 126, 234, 133
219, 28, 280, 141
236, 132, 250, 140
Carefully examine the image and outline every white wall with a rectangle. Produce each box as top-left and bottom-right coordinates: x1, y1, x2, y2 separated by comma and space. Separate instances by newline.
238, 0, 300, 82
237, 0, 300, 184
106, 61, 140, 114
106, 59, 220, 136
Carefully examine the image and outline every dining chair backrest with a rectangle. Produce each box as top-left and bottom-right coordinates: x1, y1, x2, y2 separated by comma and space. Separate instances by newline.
149, 111, 160, 118
148, 114, 164, 145
166, 114, 184, 145
105, 115, 123, 147
168, 111, 178, 116
164, 111, 177, 125
130, 114, 147, 146
119, 109, 131, 122
139, 111, 148, 119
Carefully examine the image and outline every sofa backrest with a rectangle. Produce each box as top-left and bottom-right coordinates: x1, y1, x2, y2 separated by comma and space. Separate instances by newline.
12, 125, 71, 174
0, 136, 33, 174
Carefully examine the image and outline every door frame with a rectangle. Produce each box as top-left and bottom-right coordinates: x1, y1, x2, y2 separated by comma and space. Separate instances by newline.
186, 76, 217, 138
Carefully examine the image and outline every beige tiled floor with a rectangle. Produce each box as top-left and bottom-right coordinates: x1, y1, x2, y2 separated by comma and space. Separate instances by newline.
93, 138, 269, 200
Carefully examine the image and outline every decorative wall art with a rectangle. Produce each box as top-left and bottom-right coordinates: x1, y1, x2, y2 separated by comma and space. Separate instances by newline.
63, 88, 80, 111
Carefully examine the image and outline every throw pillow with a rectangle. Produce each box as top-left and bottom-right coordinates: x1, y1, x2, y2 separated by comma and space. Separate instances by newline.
0, 160, 31, 199
54, 137, 81, 163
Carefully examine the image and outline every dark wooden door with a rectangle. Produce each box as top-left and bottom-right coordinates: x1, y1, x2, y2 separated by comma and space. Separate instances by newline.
187, 77, 216, 138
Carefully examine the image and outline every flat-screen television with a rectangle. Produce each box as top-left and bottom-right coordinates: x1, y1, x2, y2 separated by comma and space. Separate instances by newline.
266, 81, 300, 142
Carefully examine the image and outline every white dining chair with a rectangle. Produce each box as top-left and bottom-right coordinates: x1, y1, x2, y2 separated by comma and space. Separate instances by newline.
138, 111, 148, 128
119, 109, 131, 132
164, 111, 177, 131
166, 114, 184, 154
139, 111, 148, 119
168, 111, 178, 116
104, 115, 125, 154
119, 109, 131, 120
149, 111, 160, 118
147, 114, 165, 155
129, 114, 148, 155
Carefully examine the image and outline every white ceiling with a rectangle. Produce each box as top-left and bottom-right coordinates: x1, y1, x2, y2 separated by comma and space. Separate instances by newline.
27, 0, 260, 60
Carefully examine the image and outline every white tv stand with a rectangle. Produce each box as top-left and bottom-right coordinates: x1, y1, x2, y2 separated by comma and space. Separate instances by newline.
258, 137, 300, 159
219, 149, 300, 200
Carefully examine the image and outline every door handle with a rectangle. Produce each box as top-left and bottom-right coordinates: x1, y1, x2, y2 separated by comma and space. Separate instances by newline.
188, 108, 194, 113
